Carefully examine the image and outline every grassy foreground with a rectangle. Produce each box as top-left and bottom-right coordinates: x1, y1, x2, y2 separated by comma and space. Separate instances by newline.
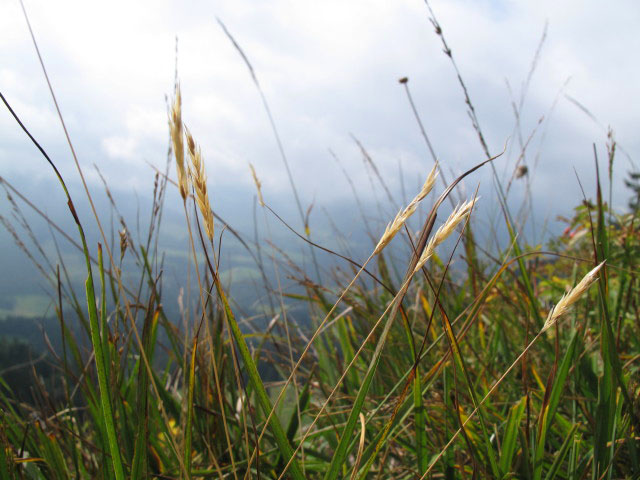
1, 97, 639, 480
1, 10, 640, 480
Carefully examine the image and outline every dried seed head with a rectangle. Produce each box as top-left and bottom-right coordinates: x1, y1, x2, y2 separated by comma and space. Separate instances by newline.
375, 208, 408, 255
515, 165, 528, 179
169, 84, 188, 200
414, 197, 477, 273
186, 129, 195, 153
412, 165, 439, 206
374, 164, 438, 255
185, 127, 214, 242
249, 163, 264, 207
119, 228, 128, 259
542, 261, 605, 332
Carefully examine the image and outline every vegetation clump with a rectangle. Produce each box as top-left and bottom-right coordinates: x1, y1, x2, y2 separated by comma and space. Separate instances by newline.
0, 6, 639, 480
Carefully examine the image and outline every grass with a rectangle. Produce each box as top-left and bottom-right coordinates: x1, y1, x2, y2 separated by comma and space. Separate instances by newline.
1, 3, 639, 479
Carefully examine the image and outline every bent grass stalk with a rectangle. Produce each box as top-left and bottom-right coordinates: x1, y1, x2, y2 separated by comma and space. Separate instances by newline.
279, 198, 477, 480
172, 96, 207, 480
280, 228, 478, 479
273, 149, 504, 478
244, 169, 438, 476
249, 163, 265, 207
323, 197, 478, 480
349, 237, 522, 480
353, 194, 483, 478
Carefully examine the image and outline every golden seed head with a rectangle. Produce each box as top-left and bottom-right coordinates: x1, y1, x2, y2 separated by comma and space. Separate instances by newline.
169, 84, 188, 200
374, 164, 438, 255
414, 197, 477, 273
542, 261, 605, 332
515, 165, 528, 179
119, 228, 128, 259
186, 130, 195, 154
185, 126, 214, 242
249, 163, 265, 207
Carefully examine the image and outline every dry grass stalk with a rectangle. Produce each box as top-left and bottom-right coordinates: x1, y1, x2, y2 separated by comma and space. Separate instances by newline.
414, 197, 477, 273
349, 413, 367, 480
249, 163, 264, 207
542, 261, 605, 332
169, 84, 188, 200
374, 164, 438, 255
185, 127, 215, 242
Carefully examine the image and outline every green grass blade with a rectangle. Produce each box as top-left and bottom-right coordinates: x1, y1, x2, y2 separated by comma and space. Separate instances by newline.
184, 338, 197, 478
414, 369, 428, 474
285, 371, 312, 443
323, 276, 412, 480
276, 369, 313, 468
544, 424, 579, 480
215, 280, 305, 480
131, 308, 158, 479
441, 309, 501, 478
533, 329, 580, 480
499, 395, 526, 474
86, 245, 125, 480
98, 245, 111, 393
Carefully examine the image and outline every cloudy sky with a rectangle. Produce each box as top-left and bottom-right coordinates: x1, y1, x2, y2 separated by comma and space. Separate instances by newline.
1, 0, 639, 243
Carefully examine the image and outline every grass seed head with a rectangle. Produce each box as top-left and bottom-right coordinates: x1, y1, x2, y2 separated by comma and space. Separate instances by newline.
119, 228, 128, 259
374, 164, 438, 255
185, 127, 214, 242
169, 84, 189, 200
542, 261, 605, 332
249, 163, 265, 207
414, 197, 477, 273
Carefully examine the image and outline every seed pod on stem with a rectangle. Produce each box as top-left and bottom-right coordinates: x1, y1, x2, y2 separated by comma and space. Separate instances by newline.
542, 261, 605, 332
414, 197, 477, 273
169, 84, 189, 200
374, 164, 438, 255
249, 163, 265, 207
185, 127, 214, 242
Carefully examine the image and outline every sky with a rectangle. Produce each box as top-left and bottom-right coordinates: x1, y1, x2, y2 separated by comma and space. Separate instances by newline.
1, 0, 638, 198
1, 0, 639, 317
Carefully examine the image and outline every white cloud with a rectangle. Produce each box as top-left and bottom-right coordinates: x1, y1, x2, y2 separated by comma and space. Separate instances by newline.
0, 0, 638, 224
102, 135, 137, 161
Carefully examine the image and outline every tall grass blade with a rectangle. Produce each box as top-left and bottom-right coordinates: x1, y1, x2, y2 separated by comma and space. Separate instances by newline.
215, 279, 305, 480
545, 424, 579, 480
85, 248, 125, 480
0, 91, 125, 480
499, 395, 526, 474
184, 338, 197, 478
533, 329, 580, 480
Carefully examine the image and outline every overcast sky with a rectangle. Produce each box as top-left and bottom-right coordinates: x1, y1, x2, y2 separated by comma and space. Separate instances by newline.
1, 0, 639, 237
